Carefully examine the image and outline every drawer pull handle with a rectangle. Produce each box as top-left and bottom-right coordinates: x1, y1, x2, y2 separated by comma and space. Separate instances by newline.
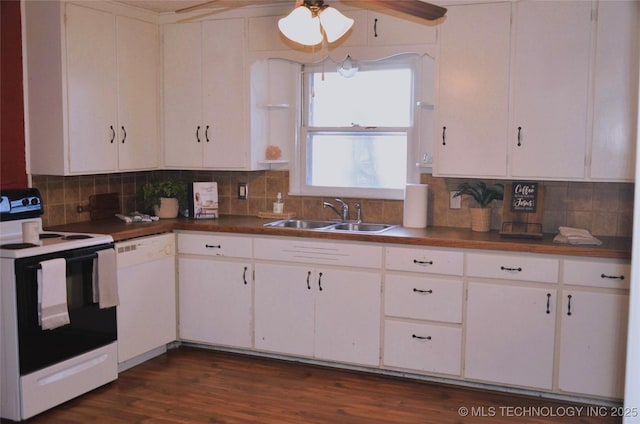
500, 266, 522, 272
412, 334, 431, 340
546, 293, 551, 314
601, 273, 624, 280
318, 272, 323, 291
413, 288, 433, 294
306, 271, 311, 290
567, 294, 572, 316
413, 259, 433, 265
205, 244, 221, 249
242, 266, 248, 285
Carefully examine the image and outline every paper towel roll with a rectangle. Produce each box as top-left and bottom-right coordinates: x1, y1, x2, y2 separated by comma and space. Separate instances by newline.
403, 184, 428, 228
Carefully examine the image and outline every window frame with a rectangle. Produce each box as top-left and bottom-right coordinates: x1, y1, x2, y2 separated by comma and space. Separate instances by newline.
290, 53, 422, 200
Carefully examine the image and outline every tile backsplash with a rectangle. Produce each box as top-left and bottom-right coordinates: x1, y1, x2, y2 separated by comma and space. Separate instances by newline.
32, 171, 634, 238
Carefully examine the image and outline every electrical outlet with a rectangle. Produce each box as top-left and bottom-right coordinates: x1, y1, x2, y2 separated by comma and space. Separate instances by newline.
449, 191, 461, 209
237, 183, 248, 200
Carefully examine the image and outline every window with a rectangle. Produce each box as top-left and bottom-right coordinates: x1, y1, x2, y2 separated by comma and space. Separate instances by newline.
291, 54, 421, 200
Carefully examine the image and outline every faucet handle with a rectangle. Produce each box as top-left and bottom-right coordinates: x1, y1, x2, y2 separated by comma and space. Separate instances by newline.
354, 202, 362, 223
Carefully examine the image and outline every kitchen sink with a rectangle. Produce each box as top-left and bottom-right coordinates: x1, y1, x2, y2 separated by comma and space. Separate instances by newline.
263, 219, 336, 230
330, 222, 396, 233
264, 219, 396, 234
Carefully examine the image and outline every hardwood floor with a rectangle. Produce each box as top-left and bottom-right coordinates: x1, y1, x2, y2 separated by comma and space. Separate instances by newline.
6, 347, 621, 424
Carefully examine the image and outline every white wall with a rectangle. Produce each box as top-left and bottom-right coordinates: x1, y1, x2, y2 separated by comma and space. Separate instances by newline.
623, 40, 640, 424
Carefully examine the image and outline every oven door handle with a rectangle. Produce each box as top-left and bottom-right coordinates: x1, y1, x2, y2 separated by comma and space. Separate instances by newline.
25, 252, 99, 270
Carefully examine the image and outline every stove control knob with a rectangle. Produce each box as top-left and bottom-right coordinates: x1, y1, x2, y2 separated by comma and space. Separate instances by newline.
22, 198, 29, 206
31, 198, 39, 205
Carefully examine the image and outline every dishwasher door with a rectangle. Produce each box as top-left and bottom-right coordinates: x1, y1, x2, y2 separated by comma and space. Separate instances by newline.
116, 233, 176, 370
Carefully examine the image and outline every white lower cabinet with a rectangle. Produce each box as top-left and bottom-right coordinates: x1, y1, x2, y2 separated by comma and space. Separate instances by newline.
383, 321, 461, 376
558, 290, 629, 399
177, 233, 253, 348
557, 257, 630, 399
254, 262, 381, 367
253, 237, 382, 367
465, 282, 556, 390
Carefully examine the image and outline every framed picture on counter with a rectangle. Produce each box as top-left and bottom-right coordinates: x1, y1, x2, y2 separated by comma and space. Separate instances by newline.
188, 182, 219, 219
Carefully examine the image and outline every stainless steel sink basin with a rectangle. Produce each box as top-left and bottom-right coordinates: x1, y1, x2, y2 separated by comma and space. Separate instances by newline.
330, 222, 396, 233
263, 219, 336, 230
264, 219, 396, 234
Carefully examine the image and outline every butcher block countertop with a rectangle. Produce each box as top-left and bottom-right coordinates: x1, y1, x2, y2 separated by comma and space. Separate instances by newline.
46, 215, 632, 260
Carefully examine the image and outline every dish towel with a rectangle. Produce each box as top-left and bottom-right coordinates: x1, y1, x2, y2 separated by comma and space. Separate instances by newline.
553, 226, 602, 246
37, 258, 70, 330
93, 248, 119, 308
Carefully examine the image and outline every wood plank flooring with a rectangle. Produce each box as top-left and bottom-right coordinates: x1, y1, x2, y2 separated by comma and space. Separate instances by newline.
5, 347, 621, 423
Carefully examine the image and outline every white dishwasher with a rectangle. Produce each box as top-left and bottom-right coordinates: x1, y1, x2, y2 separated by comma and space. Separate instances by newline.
116, 233, 177, 371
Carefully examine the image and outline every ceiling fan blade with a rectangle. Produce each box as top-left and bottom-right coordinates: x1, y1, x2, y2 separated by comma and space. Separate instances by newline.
360, 0, 446, 21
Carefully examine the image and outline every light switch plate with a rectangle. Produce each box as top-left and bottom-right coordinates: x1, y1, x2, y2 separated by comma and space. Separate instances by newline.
238, 183, 248, 200
449, 191, 461, 209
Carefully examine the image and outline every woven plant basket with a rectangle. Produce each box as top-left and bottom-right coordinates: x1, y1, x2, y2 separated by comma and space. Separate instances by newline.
470, 207, 491, 232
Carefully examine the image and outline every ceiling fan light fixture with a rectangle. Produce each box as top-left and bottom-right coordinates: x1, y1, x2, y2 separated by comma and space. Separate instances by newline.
278, 6, 323, 46
318, 7, 354, 43
278, 0, 353, 46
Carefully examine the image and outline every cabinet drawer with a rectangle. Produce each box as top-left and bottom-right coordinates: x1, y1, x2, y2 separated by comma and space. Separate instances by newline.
385, 247, 463, 276
254, 237, 382, 268
466, 252, 559, 283
177, 232, 252, 258
385, 275, 463, 323
383, 320, 461, 376
563, 258, 630, 289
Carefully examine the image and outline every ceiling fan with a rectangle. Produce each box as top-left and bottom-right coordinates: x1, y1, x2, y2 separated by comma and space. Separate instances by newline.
176, 0, 447, 22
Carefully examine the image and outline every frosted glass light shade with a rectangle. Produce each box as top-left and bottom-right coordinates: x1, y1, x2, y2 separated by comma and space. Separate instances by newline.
278, 6, 323, 46
318, 7, 354, 43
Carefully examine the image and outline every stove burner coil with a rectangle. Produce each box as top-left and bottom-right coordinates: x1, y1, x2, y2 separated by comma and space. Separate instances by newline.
39, 233, 63, 239
62, 234, 93, 240
0, 243, 39, 249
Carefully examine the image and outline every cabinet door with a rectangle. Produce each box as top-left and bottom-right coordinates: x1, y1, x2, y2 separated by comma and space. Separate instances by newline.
558, 291, 628, 398
65, 4, 117, 173
465, 282, 556, 389
163, 22, 203, 167
314, 268, 381, 366
509, 1, 592, 179
590, 0, 639, 181
366, 12, 436, 46
435, 3, 510, 177
202, 19, 247, 168
116, 16, 159, 171
178, 257, 252, 348
254, 263, 315, 357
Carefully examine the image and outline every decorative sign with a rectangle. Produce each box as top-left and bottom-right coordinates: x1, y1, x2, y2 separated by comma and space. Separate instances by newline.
510, 182, 538, 213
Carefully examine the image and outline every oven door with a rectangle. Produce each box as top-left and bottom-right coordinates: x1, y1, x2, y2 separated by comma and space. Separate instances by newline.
13, 244, 117, 375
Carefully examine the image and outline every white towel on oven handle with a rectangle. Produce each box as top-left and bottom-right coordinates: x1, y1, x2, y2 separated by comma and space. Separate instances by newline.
37, 258, 70, 330
93, 248, 119, 308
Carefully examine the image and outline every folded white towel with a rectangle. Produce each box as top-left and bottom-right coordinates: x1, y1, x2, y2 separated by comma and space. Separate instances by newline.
93, 248, 119, 308
553, 226, 602, 246
37, 258, 70, 330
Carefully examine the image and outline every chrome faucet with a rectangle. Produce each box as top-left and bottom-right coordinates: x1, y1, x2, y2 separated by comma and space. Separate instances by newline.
323, 198, 349, 221
354, 202, 362, 223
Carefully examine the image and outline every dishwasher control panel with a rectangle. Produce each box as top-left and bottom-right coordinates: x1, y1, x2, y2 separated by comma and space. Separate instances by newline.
116, 233, 175, 269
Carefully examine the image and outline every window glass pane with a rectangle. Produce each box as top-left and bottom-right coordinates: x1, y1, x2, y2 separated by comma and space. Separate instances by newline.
307, 132, 407, 189
308, 69, 413, 127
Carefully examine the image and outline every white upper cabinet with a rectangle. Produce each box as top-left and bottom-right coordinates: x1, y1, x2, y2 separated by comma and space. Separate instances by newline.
434, 2, 511, 178
25, 2, 159, 175
589, 0, 639, 181
164, 19, 249, 169
509, 1, 592, 180
116, 15, 160, 171
434, 1, 636, 182
364, 11, 436, 46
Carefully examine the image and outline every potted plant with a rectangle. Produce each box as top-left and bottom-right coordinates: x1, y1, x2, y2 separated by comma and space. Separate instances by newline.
453, 181, 504, 232
141, 179, 187, 219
